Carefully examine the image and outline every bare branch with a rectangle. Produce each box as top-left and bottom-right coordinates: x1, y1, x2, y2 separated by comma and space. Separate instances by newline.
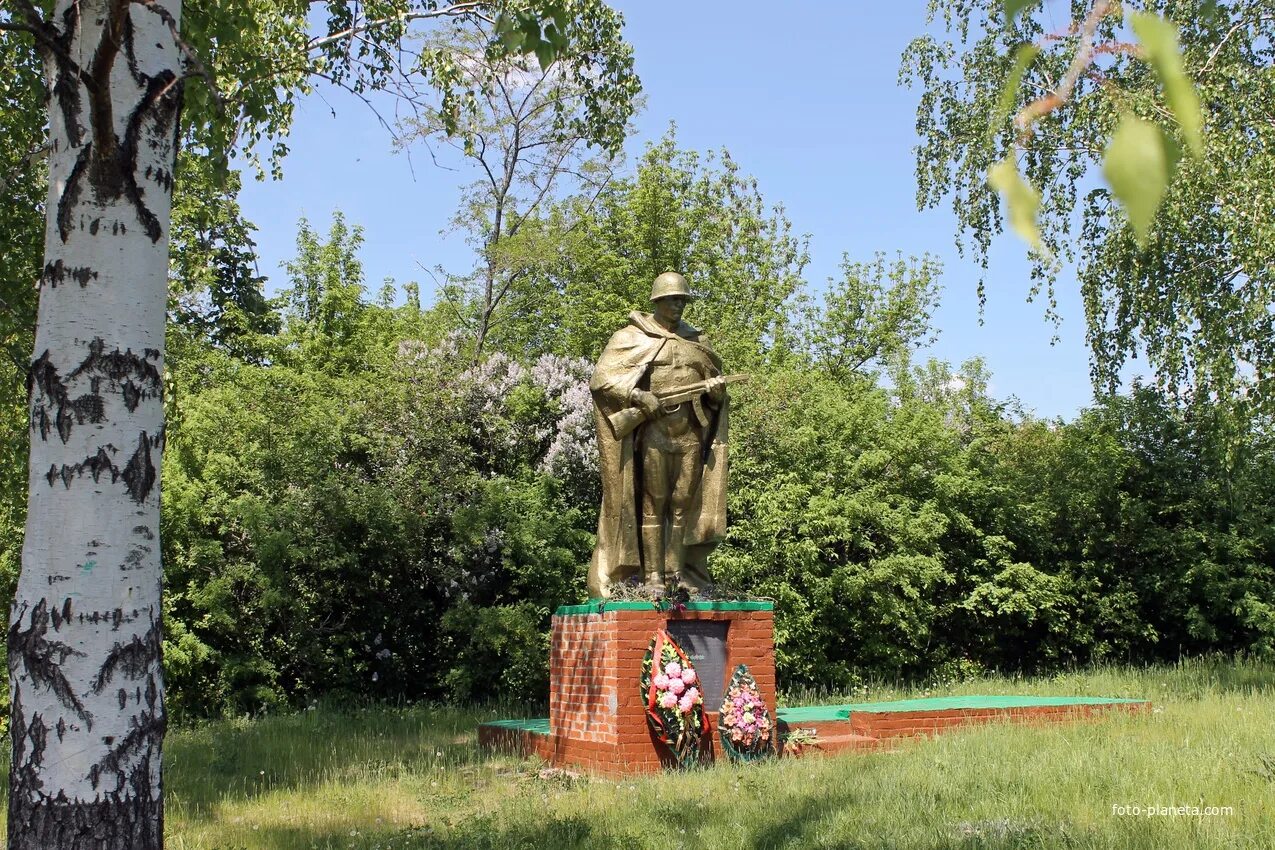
1013, 0, 1118, 142
506, 137, 577, 236
419, 263, 474, 330
1202, 15, 1275, 74
306, 2, 491, 54
0, 20, 44, 38
311, 72, 406, 145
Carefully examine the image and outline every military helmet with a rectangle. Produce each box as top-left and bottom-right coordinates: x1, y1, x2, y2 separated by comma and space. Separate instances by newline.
650, 271, 692, 301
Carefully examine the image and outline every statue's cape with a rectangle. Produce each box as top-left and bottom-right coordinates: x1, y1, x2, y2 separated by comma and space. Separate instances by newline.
587, 312, 729, 597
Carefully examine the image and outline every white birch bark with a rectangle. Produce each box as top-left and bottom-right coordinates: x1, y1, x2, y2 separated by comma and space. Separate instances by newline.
9, 1, 181, 846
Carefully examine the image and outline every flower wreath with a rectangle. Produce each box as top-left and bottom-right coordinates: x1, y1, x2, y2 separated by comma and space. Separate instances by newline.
718, 664, 773, 761
640, 629, 708, 768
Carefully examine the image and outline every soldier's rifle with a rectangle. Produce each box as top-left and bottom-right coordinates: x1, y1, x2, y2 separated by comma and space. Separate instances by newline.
607, 374, 751, 439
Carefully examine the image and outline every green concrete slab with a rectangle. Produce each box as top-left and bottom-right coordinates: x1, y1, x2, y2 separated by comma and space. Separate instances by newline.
481, 718, 550, 735
480, 695, 1146, 737
777, 695, 1147, 724
556, 600, 774, 616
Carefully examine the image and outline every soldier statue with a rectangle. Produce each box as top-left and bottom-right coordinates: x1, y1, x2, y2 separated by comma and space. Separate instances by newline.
587, 272, 745, 598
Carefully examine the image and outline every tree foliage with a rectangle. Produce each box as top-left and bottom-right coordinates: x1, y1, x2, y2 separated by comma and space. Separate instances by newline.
512, 127, 812, 370
399, 21, 629, 357
175, 0, 638, 180
902, 0, 1275, 416
0, 28, 44, 613
151, 193, 1275, 717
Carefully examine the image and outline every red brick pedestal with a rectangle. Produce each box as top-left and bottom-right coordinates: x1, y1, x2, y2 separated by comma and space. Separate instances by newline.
480, 601, 775, 775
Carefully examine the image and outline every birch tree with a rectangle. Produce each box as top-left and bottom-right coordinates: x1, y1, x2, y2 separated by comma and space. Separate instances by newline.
902, 0, 1275, 417
0, 0, 635, 846
2, 2, 181, 844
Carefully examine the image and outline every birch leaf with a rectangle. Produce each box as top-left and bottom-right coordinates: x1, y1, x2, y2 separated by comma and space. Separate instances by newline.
1131, 12, 1204, 157
988, 158, 1043, 253
1003, 0, 1039, 24
1102, 115, 1180, 244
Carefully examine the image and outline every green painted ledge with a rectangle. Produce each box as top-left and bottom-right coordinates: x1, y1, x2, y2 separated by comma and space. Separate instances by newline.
482, 717, 550, 735
479, 695, 1148, 736
556, 600, 774, 616
779, 695, 1149, 723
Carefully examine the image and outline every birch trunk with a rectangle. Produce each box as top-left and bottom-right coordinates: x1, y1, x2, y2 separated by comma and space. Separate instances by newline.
9, 1, 181, 846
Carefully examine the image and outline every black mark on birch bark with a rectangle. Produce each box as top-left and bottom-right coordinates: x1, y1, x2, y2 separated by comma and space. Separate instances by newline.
57, 142, 90, 243
47, 445, 118, 488
50, 597, 73, 631
121, 545, 150, 571
41, 259, 98, 288
122, 379, 141, 412
87, 705, 164, 794
71, 385, 106, 424
9, 600, 92, 728
9, 686, 49, 805
70, 338, 162, 392
27, 351, 68, 443
92, 615, 160, 694
32, 340, 163, 443
30, 341, 163, 444
76, 608, 141, 630
7, 791, 164, 850
122, 431, 156, 503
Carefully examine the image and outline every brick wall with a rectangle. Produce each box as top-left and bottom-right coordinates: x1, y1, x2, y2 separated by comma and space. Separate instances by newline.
548, 606, 776, 774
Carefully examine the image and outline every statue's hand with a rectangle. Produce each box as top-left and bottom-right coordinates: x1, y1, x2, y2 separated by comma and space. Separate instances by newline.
630, 388, 661, 418
707, 375, 727, 403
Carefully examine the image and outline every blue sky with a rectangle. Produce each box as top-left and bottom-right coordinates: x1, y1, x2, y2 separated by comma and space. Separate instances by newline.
236, 1, 1104, 420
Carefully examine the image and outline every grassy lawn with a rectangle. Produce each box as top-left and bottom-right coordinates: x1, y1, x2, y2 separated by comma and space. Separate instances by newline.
14, 658, 1275, 849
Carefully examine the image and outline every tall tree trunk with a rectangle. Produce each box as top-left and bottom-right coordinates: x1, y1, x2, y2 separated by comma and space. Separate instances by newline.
9, 1, 181, 847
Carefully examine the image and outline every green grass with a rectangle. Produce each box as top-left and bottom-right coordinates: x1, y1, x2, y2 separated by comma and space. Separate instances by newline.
14, 658, 1275, 849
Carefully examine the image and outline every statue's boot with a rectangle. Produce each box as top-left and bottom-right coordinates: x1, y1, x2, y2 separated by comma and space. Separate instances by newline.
641, 522, 666, 594
680, 543, 713, 594
665, 523, 688, 590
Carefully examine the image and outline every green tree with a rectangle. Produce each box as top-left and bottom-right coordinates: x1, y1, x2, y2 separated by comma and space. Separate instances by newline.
280, 212, 372, 368
803, 252, 943, 382
540, 128, 810, 368
169, 152, 278, 364
0, 27, 44, 618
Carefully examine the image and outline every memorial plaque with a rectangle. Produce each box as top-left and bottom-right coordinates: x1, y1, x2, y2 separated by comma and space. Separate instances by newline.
666, 620, 730, 709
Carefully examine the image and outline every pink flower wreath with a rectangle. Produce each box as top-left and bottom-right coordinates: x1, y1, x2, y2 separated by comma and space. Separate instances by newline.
718, 664, 773, 761
640, 629, 707, 768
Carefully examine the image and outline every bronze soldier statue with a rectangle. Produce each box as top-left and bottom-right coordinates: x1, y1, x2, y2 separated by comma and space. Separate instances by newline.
587, 272, 746, 598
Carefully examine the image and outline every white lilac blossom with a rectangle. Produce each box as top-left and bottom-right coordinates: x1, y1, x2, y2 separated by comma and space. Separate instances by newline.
393, 341, 596, 483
